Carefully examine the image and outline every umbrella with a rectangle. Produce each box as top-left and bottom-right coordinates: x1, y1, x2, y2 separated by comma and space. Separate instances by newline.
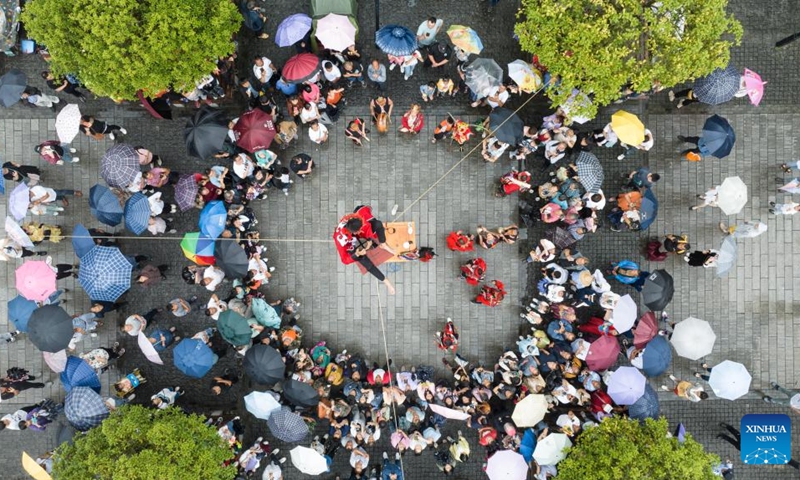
447, 25, 483, 54
743, 68, 765, 106
511, 394, 548, 427
16, 261, 56, 301
71, 224, 95, 260
173, 338, 217, 378
214, 240, 249, 278
267, 407, 309, 443
137, 90, 172, 120
64, 386, 109, 431
233, 109, 277, 153
78, 246, 132, 302
629, 384, 660, 421
716, 236, 737, 278
60, 356, 101, 393
429, 404, 471, 421
276, 13, 312, 47
9, 183, 30, 221
28, 305, 73, 353
488, 107, 524, 146
291, 446, 329, 475
708, 360, 751, 400
641, 270, 674, 311
486, 450, 528, 479
519, 429, 536, 463
244, 344, 285, 386
282, 379, 320, 408
611, 110, 645, 145
89, 184, 124, 226
560, 89, 593, 124
0, 174, 4, 195
9, 294, 37, 332
585, 335, 621, 371
218, 310, 252, 346
174, 174, 199, 212
607, 366, 646, 405
638, 188, 659, 230
185, 106, 229, 159
251, 298, 282, 329
315, 13, 357, 52
575, 151, 604, 193
464, 58, 503, 99
375, 25, 418, 57
123, 192, 150, 235
55, 104, 82, 143
137, 331, 163, 365
670, 317, 716, 360
717, 176, 748, 215
44, 350, 68, 373
244, 391, 281, 420
641, 336, 672, 377
100, 144, 140, 188
693, 65, 740, 105
180, 232, 215, 265
199, 200, 227, 239
5, 216, 33, 248
282, 53, 322, 84
507, 60, 542, 93
610, 294, 637, 333
0, 69, 26, 107
701, 114, 736, 158
633, 312, 659, 349
22, 451, 51, 480
533, 433, 572, 466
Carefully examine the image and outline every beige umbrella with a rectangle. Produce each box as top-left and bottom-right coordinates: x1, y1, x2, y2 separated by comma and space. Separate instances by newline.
511, 394, 549, 427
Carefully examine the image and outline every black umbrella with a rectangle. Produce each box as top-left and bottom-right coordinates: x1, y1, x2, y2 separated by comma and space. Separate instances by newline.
244, 345, 285, 385
0, 69, 27, 107
184, 106, 229, 159
282, 379, 320, 409
214, 240, 249, 278
488, 107, 524, 146
28, 305, 74, 352
641, 269, 674, 311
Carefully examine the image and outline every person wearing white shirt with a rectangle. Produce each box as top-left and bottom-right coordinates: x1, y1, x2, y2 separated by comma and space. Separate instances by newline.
1, 409, 29, 430
308, 120, 329, 144
299, 102, 320, 124
252, 56, 277, 90
206, 294, 228, 320
416, 17, 443, 46
29, 185, 82, 208
202, 266, 225, 291
485, 85, 510, 109
583, 189, 606, 210
322, 61, 341, 83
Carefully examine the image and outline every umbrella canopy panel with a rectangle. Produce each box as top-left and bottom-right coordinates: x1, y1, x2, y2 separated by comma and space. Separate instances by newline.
184, 107, 229, 159
27, 305, 73, 353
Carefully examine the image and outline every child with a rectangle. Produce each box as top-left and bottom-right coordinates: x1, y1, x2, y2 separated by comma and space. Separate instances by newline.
270, 167, 293, 196
436, 75, 455, 97
432, 115, 455, 144
420, 81, 436, 102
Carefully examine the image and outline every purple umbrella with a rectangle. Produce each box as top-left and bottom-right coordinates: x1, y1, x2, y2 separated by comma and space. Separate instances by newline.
275, 13, 312, 47
174, 174, 199, 212
607, 366, 646, 405
9, 183, 29, 221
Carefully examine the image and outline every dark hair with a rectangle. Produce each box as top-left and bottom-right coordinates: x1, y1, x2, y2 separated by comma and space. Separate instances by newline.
279, 166, 289, 175
428, 16, 437, 23
345, 217, 363, 233
323, 61, 333, 70
40, 71, 50, 80
699, 391, 709, 400
302, 84, 312, 93
650, 173, 661, 182
205, 308, 213, 317
253, 55, 262, 61
591, 193, 602, 202
303, 102, 313, 109
443, 74, 451, 80
309, 119, 319, 127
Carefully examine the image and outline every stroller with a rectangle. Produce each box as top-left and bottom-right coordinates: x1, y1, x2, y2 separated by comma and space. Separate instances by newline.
434, 318, 459, 353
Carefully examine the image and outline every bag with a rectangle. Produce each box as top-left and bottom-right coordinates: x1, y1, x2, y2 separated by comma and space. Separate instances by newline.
684, 151, 702, 162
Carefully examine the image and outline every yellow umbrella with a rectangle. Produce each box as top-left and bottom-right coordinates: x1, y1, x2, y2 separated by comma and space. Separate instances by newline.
446, 25, 483, 55
22, 452, 52, 480
611, 110, 645, 145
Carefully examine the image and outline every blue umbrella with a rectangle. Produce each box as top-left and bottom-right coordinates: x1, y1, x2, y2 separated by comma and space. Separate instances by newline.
275, 13, 312, 47
78, 246, 133, 302
628, 384, 660, 421
638, 188, 658, 231
60, 356, 101, 393
89, 184, 123, 226
64, 386, 109, 431
693, 65, 740, 105
72, 224, 95, 260
124, 192, 150, 235
0, 172, 5, 194
641, 336, 672, 377
519, 428, 536, 463
700, 114, 735, 159
8, 294, 37, 332
173, 338, 217, 378
375, 25, 418, 56
199, 200, 227, 239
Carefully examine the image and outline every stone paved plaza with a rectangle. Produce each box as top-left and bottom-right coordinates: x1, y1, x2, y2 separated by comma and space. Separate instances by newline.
1, 0, 800, 478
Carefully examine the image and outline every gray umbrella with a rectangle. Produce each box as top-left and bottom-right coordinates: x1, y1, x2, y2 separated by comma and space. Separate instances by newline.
282, 379, 320, 409
628, 384, 660, 421
0, 69, 27, 107
100, 144, 140, 188
575, 151, 604, 193
267, 407, 309, 443
464, 58, 503, 98
28, 305, 74, 353
693, 65, 740, 105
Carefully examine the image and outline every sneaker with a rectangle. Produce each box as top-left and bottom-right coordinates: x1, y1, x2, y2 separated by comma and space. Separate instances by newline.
383, 452, 389, 460
256, 437, 263, 443
617, 154, 625, 160
167, 229, 177, 234
108, 133, 115, 140
258, 33, 270, 39
676, 100, 684, 109
272, 448, 279, 455
71, 157, 80, 162
278, 457, 286, 464
269, 267, 276, 272
669, 374, 677, 382
127, 393, 136, 400
389, 63, 396, 71
668, 90, 675, 101
69, 148, 77, 153
90, 333, 97, 338
660, 385, 669, 391
119, 128, 127, 135
395, 452, 401, 461
56, 160, 64, 165
763, 396, 773, 403
770, 381, 780, 390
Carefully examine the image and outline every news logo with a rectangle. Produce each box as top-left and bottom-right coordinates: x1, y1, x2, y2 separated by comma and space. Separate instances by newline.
740, 414, 792, 465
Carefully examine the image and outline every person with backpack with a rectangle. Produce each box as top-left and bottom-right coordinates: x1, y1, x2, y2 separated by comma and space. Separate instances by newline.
34, 140, 79, 165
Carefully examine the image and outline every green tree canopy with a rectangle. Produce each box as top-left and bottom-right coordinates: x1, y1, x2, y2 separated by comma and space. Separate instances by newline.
22, 0, 241, 100
557, 417, 719, 480
515, 0, 742, 119
53, 405, 236, 480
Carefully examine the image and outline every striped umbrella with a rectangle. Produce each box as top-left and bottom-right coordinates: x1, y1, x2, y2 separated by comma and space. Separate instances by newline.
123, 193, 150, 235
693, 65, 740, 105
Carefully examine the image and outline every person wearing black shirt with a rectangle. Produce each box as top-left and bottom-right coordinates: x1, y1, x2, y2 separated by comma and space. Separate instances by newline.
41, 71, 86, 102
290, 153, 314, 178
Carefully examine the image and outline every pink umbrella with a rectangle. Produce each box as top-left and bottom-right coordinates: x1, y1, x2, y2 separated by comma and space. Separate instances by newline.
743, 68, 765, 106
315, 13, 357, 52
586, 335, 621, 371
633, 312, 659, 348
15, 261, 56, 301
43, 350, 68, 373
486, 450, 528, 480
429, 403, 471, 421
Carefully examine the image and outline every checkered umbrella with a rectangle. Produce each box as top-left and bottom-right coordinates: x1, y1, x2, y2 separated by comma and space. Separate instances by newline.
89, 184, 123, 227
693, 65, 740, 105
64, 386, 109, 431
267, 407, 309, 443
123, 193, 150, 235
174, 174, 199, 212
100, 144, 140, 188
575, 151, 604, 193
78, 246, 133, 302
60, 356, 101, 393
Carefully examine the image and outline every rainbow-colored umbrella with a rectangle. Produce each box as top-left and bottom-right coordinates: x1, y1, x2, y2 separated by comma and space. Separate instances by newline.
447, 25, 483, 55
180, 232, 215, 266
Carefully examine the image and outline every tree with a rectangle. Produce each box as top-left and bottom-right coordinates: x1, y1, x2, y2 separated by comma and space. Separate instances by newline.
53, 405, 236, 480
557, 417, 719, 480
515, 0, 742, 119
21, 0, 241, 100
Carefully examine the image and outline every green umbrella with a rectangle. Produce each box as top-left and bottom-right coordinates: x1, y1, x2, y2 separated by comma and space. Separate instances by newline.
217, 310, 252, 346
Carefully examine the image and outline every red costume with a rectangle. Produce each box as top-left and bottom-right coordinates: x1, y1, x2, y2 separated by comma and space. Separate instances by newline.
401, 111, 424, 133
435, 319, 459, 352
499, 170, 532, 196
475, 280, 506, 307
446, 231, 474, 252
460, 258, 487, 286
333, 206, 379, 265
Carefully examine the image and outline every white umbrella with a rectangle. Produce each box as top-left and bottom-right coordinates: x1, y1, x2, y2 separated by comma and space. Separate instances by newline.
708, 360, 751, 400
560, 89, 593, 124
55, 104, 82, 144
4, 217, 34, 248
717, 176, 748, 215
533, 433, 572, 466
315, 13, 357, 53
507, 60, 542, 93
429, 403, 471, 421
511, 394, 548, 427
244, 391, 281, 420
610, 294, 637, 333
716, 236, 737, 278
486, 449, 528, 480
137, 331, 163, 365
670, 317, 716, 360
290, 445, 329, 475
606, 366, 646, 405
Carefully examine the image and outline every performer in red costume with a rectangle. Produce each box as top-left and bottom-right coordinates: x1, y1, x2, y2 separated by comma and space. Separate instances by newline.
333, 205, 396, 295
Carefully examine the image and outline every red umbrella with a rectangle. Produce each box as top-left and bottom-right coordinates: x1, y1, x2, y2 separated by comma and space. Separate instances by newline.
282, 53, 321, 84
633, 311, 659, 348
585, 335, 620, 372
233, 109, 276, 152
